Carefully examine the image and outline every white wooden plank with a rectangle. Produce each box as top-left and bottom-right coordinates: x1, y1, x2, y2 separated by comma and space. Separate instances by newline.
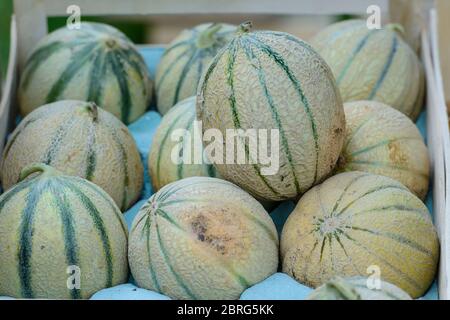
38, 0, 388, 16
422, 10, 450, 299
14, 0, 48, 70
0, 16, 18, 155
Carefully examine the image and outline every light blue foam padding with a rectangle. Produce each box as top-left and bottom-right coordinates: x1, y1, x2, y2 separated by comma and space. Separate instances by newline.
118, 49, 437, 300
90, 283, 171, 300
0, 296, 15, 300
240, 273, 313, 300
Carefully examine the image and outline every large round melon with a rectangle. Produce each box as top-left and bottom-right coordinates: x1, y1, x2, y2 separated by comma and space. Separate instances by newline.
149, 96, 220, 191
197, 22, 345, 201
128, 176, 279, 300
311, 19, 424, 120
0, 100, 143, 211
336, 100, 429, 199
280, 171, 439, 298
156, 23, 236, 115
18, 22, 152, 124
0, 163, 128, 299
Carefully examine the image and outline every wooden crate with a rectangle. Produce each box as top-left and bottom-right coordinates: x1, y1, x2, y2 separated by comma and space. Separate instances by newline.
1, 0, 449, 299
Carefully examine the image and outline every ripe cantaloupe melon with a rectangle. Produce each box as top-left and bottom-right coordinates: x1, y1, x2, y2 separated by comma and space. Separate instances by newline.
128, 176, 279, 300
281, 171, 439, 298
149, 96, 220, 191
18, 22, 152, 124
0, 163, 128, 299
197, 22, 345, 201
336, 100, 429, 199
156, 23, 236, 115
311, 19, 424, 120
307, 276, 412, 300
0, 100, 143, 211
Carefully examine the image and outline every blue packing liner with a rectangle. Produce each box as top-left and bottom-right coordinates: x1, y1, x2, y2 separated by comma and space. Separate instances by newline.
101, 47, 438, 300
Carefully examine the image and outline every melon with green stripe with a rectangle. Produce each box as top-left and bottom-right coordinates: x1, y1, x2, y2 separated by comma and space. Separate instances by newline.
197, 22, 345, 202
281, 171, 439, 298
311, 19, 424, 120
0, 163, 128, 299
149, 96, 220, 191
335, 100, 429, 200
18, 22, 152, 124
155, 23, 236, 115
128, 176, 279, 300
0, 100, 143, 211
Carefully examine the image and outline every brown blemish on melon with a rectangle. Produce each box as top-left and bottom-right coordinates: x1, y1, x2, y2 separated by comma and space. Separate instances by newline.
190, 214, 231, 255
388, 141, 407, 164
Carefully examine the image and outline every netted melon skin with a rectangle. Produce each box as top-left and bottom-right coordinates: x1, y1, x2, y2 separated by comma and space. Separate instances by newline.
197, 27, 345, 202
18, 22, 152, 124
281, 171, 439, 299
129, 177, 279, 300
311, 19, 425, 120
148, 96, 220, 191
0, 169, 128, 299
0, 100, 143, 211
336, 100, 429, 199
155, 23, 236, 115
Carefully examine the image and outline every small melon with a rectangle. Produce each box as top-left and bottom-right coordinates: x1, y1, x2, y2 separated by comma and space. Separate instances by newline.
336, 100, 429, 199
197, 22, 345, 201
156, 23, 236, 115
0, 163, 128, 299
18, 22, 152, 124
311, 19, 424, 120
149, 96, 220, 191
307, 276, 412, 300
281, 171, 439, 298
128, 177, 279, 300
0, 100, 143, 211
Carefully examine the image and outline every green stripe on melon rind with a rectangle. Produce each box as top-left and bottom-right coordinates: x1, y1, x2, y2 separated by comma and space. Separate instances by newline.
21, 41, 64, 90
155, 223, 198, 299
206, 164, 216, 177
160, 40, 193, 59
344, 115, 374, 149
346, 225, 436, 259
107, 51, 132, 124
41, 118, 76, 166
249, 35, 320, 185
224, 40, 282, 198
241, 39, 301, 195
172, 50, 202, 106
46, 42, 98, 103
0, 179, 35, 213
156, 111, 187, 186
335, 29, 377, 85
332, 231, 362, 275
177, 113, 196, 180
62, 180, 114, 288
116, 49, 150, 97
50, 181, 81, 299
84, 122, 97, 181
144, 216, 162, 292
18, 179, 47, 298
348, 204, 429, 219
78, 178, 128, 236
349, 136, 421, 157
368, 35, 398, 99
336, 185, 409, 217
87, 49, 107, 105
156, 47, 195, 93
329, 173, 370, 217
339, 232, 424, 292
348, 160, 429, 179
104, 124, 130, 211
